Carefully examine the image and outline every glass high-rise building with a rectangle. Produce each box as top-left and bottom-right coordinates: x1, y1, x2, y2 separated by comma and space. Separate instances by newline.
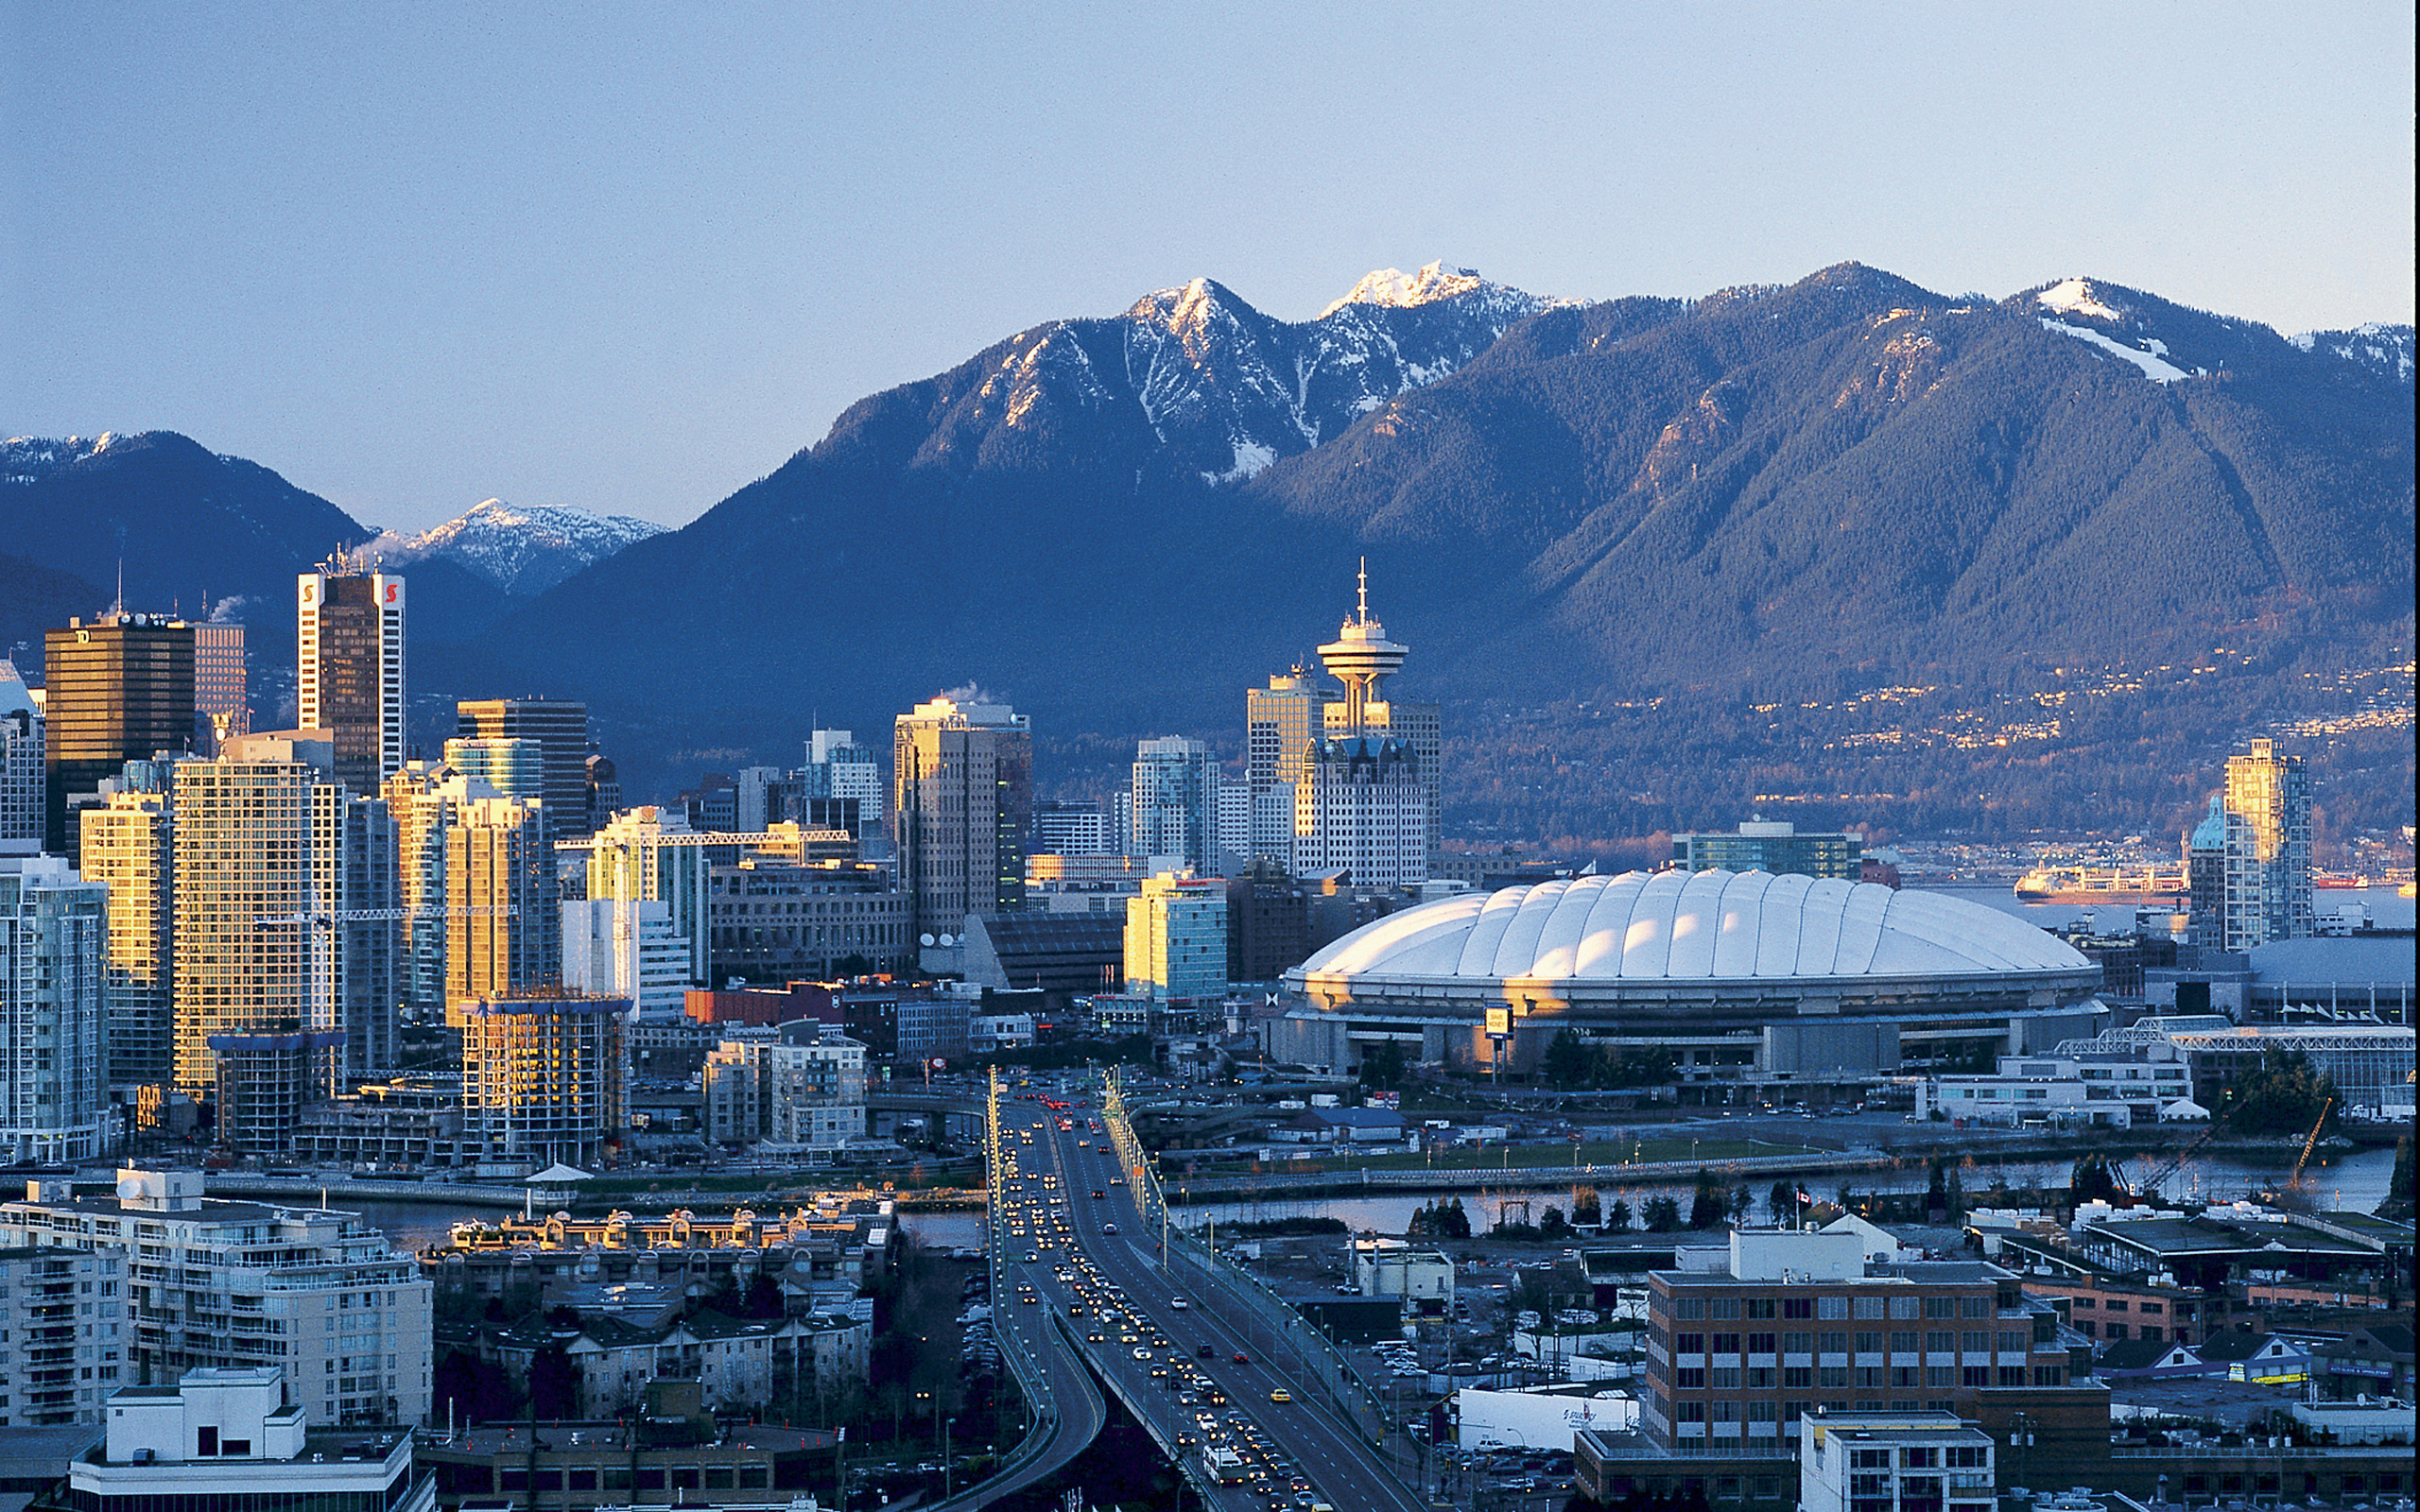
0, 661, 42, 845
455, 697, 592, 836
892, 696, 1032, 941
42, 613, 195, 853
297, 568, 406, 797
1129, 735, 1220, 874
0, 851, 108, 1163
2218, 738, 2313, 950
79, 785, 177, 1087
191, 620, 249, 754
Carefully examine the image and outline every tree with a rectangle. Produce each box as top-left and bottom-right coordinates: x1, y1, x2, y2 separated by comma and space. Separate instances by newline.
1606, 1198, 1634, 1232
1643, 1195, 1681, 1232
2217, 1047, 2341, 1136
2378, 1137, 2414, 1223
1730, 1184, 1754, 1221
1540, 1206, 1572, 1240
1687, 1168, 1727, 1229
2070, 1153, 2126, 1207
528, 1343, 581, 1419
1571, 1186, 1601, 1226
1358, 1039, 1408, 1091
1768, 1178, 1797, 1224
1542, 1029, 1597, 1091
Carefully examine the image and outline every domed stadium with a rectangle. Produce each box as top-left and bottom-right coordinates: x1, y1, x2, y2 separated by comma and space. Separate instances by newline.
1266, 869, 2104, 1090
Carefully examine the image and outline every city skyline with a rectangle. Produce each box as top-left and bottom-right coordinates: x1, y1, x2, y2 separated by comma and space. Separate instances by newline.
7, 4, 2411, 533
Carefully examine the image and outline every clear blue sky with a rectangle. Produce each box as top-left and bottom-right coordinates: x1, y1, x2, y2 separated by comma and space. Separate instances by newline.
6, 1, 2411, 533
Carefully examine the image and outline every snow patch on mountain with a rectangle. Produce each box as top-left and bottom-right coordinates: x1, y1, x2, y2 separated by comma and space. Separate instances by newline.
2, 433, 117, 484
369, 498, 666, 595
2291, 322, 2415, 385
2037, 278, 2128, 323
2039, 318, 2192, 383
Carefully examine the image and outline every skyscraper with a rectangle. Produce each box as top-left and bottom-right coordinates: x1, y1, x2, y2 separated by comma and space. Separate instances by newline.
892, 696, 1032, 940
441, 735, 545, 801
190, 620, 249, 754
2217, 738, 2314, 950
383, 761, 494, 1022
1129, 735, 1221, 873
0, 851, 107, 1162
1246, 670, 1327, 866
42, 613, 196, 853
585, 807, 713, 985
455, 991, 628, 1168
172, 732, 397, 1153
2184, 796, 2229, 953
80, 782, 177, 1088
1248, 566, 1439, 883
297, 566, 406, 797
0, 661, 45, 845
454, 698, 592, 836
445, 795, 560, 1005
1123, 871, 1228, 1005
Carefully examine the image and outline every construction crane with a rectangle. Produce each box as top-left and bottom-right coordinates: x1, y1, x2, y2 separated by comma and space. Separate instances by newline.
251, 903, 520, 1086
2284, 1098, 2335, 1193
2125, 1121, 2221, 1203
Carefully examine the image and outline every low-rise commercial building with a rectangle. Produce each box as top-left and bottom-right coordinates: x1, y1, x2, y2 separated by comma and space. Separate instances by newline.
1796, 1411, 1994, 1512
71, 1367, 433, 1512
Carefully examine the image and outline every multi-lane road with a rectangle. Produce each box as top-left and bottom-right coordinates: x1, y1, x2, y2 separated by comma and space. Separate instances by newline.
971, 1080, 1429, 1512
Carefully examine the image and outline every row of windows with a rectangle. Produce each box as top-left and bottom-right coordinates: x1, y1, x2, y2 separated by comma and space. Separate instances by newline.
1669, 1294, 1986, 1321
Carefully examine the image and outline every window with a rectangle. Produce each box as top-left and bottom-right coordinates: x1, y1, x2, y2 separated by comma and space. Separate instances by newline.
2034, 1366, 2065, 1385
1746, 1299, 1776, 1319
1961, 1331, 1989, 1353
1822, 1332, 1849, 1353
1676, 1298, 1706, 1320
1904, 1447, 1938, 1467
1677, 1333, 1704, 1355
2106, 1324, 2129, 1341
1712, 1401, 1738, 1423
1784, 1332, 1814, 1353
1997, 1366, 2027, 1386
1927, 1331, 1954, 1352
1892, 1332, 1919, 1353
1855, 1332, 1884, 1354
1819, 1297, 1850, 1319
1711, 1367, 1740, 1389
1891, 1297, 1922, 1320
1852, 1450, 1891, 1469
2072, 1296, 2096, 1309
1785, 1367, 1813, 1388
1925, 1297, 1956, 1318
1712, 1299, 1742, 1320
1713, 1333, 1741, 1354
1854, 1297, 1886, 1318
1927, 1366, 1956, 1386
2104, 1299, 2129, 1313
1785, 1298, 1814, 1320
1996, 1332, 2024, 1353
1679, 1401, 1706, 1423
2139, 1302, 2163, 1315
1749, 1332, 1776, 1353
1676, 1367, 1705, 1388
1962, 1366, 1989, 1386
1961, 1297, 1989, 1318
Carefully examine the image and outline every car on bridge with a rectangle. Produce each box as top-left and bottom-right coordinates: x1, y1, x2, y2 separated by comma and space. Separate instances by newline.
1269, 1388, 1291, 1403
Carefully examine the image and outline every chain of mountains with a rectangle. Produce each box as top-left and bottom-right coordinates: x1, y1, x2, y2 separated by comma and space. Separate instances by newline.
7, 261, 2412, 852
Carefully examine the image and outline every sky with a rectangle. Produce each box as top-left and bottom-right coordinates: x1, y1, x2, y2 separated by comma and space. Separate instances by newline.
6, 2, 2412, 534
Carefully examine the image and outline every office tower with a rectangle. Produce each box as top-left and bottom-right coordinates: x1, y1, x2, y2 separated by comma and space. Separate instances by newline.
172, 732, 398, 1154
892, 696, 1033, 940
80, 784, 177, 1087
1291, 734, 1426, 889
446, 795, 559, 1006
190, 620, 249, 754
42, 613, 196, 853
1129, 735, 1220, 874
1123, 871, 1228, 1005
1671, 819, 1862, 879
0, 852, 108, 1162
455, 697, 593, 837
562, 897, 690, 1018
707, 857, 910, 983
804, 729, 885, 831
585, 806, 714, 984
455, 992, 628, 1168
0, 662, 44, 844
1035, 799, 1117, 857
1246, 670, 1328, 865
2185, 796, 2229, 953
2219, 738, 2314, 950
441, 734, 544, 800
297, 566, 406, 797
584, 754, 621, 833
0, 1169, 433, 1428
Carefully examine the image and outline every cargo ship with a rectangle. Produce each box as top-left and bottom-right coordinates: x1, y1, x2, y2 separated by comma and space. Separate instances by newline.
2014, 866, 2188, 904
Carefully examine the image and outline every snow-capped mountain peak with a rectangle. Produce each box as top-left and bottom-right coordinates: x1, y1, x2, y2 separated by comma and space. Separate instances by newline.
369, 498, 666, 595
2036, 277, 2129, 323
2290, 322, 2416, 386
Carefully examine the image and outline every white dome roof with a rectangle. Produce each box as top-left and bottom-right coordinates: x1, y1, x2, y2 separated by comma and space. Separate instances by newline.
1299, 869, 2088, 983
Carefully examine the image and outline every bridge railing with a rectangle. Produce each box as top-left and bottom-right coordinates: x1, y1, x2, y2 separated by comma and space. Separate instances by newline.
1103, 1072, 1415, 1497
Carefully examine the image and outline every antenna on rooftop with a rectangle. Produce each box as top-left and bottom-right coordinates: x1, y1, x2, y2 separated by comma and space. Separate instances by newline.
1356, 556, 1370, 624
